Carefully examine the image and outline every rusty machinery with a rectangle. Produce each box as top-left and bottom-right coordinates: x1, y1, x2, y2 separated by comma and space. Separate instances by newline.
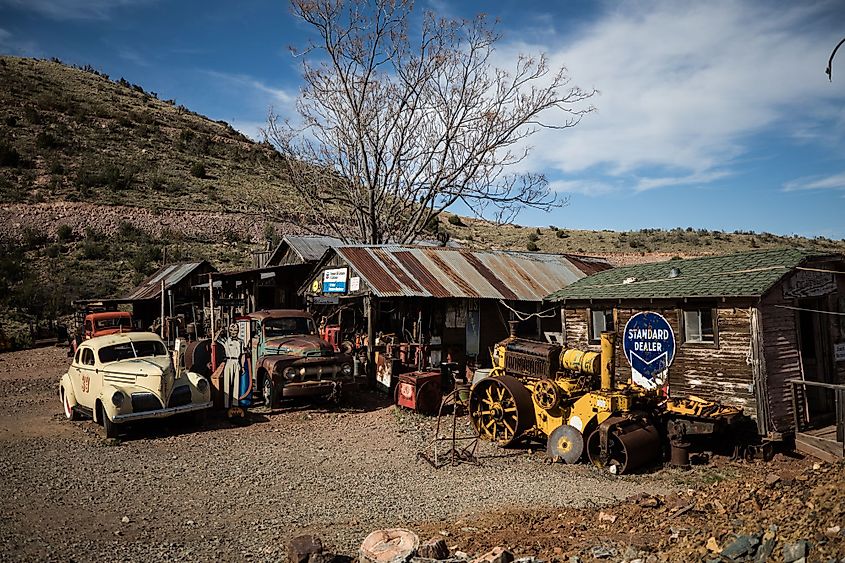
469, 324, 742, 474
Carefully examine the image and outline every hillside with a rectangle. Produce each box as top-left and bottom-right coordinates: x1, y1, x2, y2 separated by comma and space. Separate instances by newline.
0, 55, 843, 347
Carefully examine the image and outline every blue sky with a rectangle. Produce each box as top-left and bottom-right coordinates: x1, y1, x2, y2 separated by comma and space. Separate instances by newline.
1, 0, 844, 238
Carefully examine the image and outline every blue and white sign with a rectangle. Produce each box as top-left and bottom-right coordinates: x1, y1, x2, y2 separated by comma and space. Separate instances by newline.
623, 312, 675, 390
322, 268, 348, 293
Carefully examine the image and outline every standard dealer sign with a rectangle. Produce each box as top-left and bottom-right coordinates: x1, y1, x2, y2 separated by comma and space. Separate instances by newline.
623, 312, 675, 390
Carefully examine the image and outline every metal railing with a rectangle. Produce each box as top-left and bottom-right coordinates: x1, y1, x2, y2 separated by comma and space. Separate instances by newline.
788, 379, 845, 443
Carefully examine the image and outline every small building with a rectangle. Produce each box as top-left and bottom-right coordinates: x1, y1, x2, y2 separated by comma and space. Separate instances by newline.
82, 260, 219, 335
546, 248, 845, 449
301, 245, 610, 380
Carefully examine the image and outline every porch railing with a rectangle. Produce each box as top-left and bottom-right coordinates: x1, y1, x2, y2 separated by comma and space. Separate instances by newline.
788, 379, 845, 443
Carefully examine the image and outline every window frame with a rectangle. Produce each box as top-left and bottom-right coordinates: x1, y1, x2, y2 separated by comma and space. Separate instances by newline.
679, 307, 719, 347
587, 308, 615, 344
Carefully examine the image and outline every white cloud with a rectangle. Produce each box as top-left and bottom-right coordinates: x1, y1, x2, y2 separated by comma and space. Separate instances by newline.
783, 171, 845, 191
497, 1, 845, 190
0, 0, 154, 20
548, 179, 618, 196
203, 70, 296, 107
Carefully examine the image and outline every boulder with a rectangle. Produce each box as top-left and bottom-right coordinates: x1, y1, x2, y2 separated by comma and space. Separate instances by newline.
288, 535, 324, 563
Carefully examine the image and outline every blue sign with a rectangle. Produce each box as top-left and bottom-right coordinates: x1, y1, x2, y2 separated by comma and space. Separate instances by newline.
623, 312, 675, 390
322, 268, 348, 294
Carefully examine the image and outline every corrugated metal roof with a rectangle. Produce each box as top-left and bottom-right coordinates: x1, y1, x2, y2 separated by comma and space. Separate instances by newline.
123, 261, 212, 301
334, 246, 610, 301
546, 248, 841, 302
267, 235, 344, 265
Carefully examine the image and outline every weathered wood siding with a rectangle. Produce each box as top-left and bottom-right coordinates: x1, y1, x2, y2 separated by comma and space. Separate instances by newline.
758, 288, 801, 434
562, 303, 757, 418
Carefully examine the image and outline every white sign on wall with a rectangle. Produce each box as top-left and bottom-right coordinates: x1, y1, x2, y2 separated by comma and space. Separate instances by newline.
350, 276, 360, 292
322, 268, 348, 293
835, 342, 845, 363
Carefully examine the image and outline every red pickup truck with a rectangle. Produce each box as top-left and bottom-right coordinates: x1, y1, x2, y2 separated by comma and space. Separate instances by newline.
70, 311, 134, 353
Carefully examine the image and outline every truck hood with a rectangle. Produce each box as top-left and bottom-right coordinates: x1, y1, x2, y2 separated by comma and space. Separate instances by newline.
264, 336, 335, 357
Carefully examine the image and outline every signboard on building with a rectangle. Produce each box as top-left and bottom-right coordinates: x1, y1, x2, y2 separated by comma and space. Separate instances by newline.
783, 270, 836, 299
623, 312, 676, 390
350, 276, 360, 292
322, 268, 348, 293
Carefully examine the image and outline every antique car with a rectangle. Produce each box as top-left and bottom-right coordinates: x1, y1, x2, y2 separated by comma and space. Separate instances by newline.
59, 332, 212, 438
69, 311, 134, 354
242, 310, 355, 407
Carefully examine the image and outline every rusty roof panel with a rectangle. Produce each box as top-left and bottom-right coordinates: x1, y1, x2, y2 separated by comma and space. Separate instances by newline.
334, 246, 604, 301
123, 261, 213, 301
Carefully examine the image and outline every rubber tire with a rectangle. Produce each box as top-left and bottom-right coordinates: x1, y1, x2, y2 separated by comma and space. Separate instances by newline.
262, 376, 274, 410
102, 408, 119, 439
61, 387, 79, 421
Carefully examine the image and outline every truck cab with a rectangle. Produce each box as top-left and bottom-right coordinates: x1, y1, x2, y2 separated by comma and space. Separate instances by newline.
241, 310, 354, 407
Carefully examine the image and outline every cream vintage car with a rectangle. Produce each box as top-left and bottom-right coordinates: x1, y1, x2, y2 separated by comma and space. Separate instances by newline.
59, 332, 212, 438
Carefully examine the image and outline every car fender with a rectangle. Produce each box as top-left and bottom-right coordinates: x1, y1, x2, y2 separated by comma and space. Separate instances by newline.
60, 372, 78, 409
99, 383, 128, 421
259, 355, 291, 381
182, 371, 212, 404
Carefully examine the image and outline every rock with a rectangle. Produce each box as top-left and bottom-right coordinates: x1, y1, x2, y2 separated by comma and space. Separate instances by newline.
121, 516, 130, 524
567, 557, 581, 563
825, 525, 841, 537
470, 547, 513, 563
289, 535, 324, 563
309, 553, 344, 563
621, 546, 639, 560
720, 534, 760, 560
590, 546, 614, 559
705, 537, 720, 553
360, 529, 419, 563
418, 538, 450, 560
765, 473, 781, 486
454, 552, 469, 560
782, 540, 809, 562
752, 529, 777, 563
597, 511, 617, 523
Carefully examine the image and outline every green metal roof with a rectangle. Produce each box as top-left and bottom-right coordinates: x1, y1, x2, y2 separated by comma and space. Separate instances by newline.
546, 248, 837, 302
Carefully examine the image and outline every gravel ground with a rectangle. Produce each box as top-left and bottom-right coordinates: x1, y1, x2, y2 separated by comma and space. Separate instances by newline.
0, 346, 677, 562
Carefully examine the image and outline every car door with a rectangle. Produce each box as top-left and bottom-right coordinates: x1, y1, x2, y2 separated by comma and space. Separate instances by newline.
77, 347, 99, 406
68, 347, 86, 403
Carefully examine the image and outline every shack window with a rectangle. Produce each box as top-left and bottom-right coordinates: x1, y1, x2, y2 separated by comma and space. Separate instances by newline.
589, 309, 614, 343
683, 309, 716, 344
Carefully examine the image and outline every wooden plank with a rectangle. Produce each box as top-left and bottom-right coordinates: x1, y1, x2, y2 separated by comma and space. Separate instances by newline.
795, 432, 844, 462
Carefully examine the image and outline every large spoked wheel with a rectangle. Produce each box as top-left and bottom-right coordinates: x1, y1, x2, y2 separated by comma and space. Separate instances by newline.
469, 375, 534, 446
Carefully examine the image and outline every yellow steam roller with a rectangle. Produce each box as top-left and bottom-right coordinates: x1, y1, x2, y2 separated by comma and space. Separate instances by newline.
469, 324, 662, 473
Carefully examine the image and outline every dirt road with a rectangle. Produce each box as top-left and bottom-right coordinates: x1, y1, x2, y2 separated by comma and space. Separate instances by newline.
0, 346, 677, 562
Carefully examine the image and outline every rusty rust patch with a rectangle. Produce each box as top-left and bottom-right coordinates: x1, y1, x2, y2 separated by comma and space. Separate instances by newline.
462, 252, 519, 301
371, 248, 424, 294
427, 252, 480, 298
393, 251, 450, 298
341, 248, 402, 294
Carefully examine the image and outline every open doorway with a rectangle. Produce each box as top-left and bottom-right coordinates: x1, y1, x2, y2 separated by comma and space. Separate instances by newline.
797, 297, 835, 421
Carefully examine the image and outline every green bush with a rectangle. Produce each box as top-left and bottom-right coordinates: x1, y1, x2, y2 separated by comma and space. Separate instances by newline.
526, 241, 539, 252
556, 230, 569, 239
528, 232, 540, 242
35, 131, 62, 150
22, 227, 48, 249
81, 240, 108, 259
447, 215, 464, 226
4, 116, 17, 127
46, 244, 61, 258
190, 161, 206, 178
56, 224, 73, 241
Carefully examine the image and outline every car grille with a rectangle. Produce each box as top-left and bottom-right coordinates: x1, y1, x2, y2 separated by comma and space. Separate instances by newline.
131, 392, 162, 413
168, 385, 192, 407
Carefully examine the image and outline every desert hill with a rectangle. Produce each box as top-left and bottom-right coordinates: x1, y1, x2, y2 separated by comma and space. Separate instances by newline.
0, 55, 843, 346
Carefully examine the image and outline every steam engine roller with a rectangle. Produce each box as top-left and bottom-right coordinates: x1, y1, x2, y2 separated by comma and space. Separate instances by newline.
469, 325, 662, 474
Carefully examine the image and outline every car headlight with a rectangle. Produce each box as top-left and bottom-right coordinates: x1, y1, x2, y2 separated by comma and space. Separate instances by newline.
111, 391, 125, 407
341, 363, 353, 376
283, 367, 297, 380
196, 378, 209, 393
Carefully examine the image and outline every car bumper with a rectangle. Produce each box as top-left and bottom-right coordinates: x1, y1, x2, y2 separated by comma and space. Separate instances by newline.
113, 401, 212, 422
281, 380, 343, 398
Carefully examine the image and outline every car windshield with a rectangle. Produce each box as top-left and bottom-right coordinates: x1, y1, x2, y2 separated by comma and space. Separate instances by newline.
95, 316, 132, 331
98, 340, 167, 363
264, 317, 315, 338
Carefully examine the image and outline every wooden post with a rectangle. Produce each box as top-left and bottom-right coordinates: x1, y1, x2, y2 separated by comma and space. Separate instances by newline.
367, 293, 376, 387
209, 273, 217, 371
160, 280, 166, 339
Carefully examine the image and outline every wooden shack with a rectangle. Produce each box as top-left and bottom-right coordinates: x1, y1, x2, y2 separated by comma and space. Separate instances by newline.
546, 249, 845, 454
301, 245, 610, 385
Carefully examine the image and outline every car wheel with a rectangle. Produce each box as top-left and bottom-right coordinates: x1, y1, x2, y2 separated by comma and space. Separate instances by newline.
262, 376, 274, 410
102, 408, 119, 439
61, 387, 78, 421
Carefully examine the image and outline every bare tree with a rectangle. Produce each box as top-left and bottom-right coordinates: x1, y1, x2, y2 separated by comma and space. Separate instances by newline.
265, 0, 595, 244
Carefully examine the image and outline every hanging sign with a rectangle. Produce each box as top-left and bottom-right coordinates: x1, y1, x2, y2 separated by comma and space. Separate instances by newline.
623, 312, 675, 390
322, 268, 348, 293
350, 276, 360, 292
